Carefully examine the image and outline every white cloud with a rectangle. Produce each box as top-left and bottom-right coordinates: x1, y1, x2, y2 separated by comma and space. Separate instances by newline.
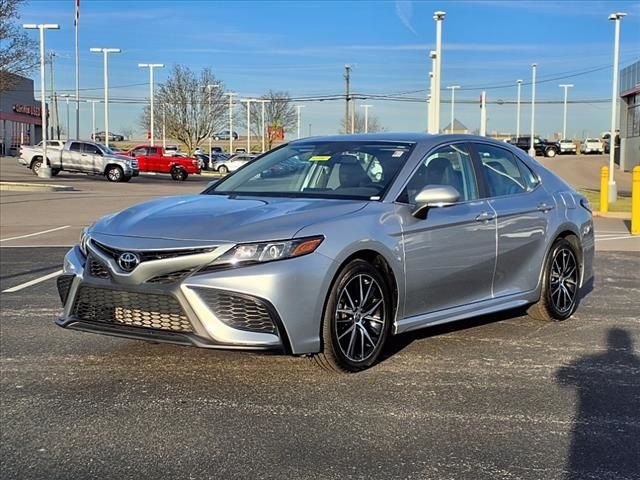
395, 0, 417, 35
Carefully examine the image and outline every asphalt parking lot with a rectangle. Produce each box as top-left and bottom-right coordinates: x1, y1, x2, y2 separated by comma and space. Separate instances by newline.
1, 154, 639, 479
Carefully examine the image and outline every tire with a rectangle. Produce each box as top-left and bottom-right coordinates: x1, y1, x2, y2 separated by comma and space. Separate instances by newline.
314, 259, 392, 373
31, 158, 42, 176
527, 237, 580, 321
106, 165, 124, 182
218, 165, 228, 175
170, 167, 188, 181
51, 168, 60, 176
545, 148, 557, 158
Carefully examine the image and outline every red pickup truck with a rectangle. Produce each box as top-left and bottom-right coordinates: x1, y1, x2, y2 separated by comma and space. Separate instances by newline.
122, 145, 200, 181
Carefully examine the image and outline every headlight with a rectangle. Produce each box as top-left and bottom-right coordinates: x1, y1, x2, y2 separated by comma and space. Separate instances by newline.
79, 228, 90, 256
125, 160, 132, 168
200, 236, 324, 272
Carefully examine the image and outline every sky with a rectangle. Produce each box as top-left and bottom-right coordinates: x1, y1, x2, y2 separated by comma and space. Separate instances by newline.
15, 0, 640, 140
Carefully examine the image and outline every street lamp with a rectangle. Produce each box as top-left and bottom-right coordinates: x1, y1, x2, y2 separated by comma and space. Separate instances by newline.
296, 105, 305, 139
86, 99, 99, 141
446, 85, 460, 133
203, 83, 219, 166
90, 47, 121, 148
61, 94, 70, 140
529, 63, 537, 157
360, 104, 372, 133
433, 11, 446, 133
256, 99, 271, 152
607, 11, 626, 203
240, 98, 257, 152
559, 84, 574, 140
224, 92, 237, 152
516, 79, 523, 138
138, 63, 164, 147
23, 23, 60, 178
428, 51, 437, 134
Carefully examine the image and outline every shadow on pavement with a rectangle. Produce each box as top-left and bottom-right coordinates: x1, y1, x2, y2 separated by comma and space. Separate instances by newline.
556, 328, 640, 479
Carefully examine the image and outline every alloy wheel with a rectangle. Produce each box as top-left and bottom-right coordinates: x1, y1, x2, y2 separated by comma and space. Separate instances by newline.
549, 247, 578, 314
334, 274, 386, 362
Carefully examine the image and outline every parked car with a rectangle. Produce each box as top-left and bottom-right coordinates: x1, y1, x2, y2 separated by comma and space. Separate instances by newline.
92, 131, 125, 142
196, 152, 231, 171
212, 153, 256, 174
581, 138, 604, 154
213, 130, 239, 141
121, 145, 200, 181
508, 136, 560, 157
558, 140, 577, 155
56, 133, 593, 372
601, 131, 620, 154
18, 140, 138, 181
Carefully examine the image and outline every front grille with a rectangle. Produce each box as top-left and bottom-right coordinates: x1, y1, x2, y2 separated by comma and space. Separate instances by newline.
57, 275, 74, 305
146, 269, 194, 284
87, 256, 110, 279
193, 288, 275, 334
72, 285, 192, 332
92, 241, 215, 263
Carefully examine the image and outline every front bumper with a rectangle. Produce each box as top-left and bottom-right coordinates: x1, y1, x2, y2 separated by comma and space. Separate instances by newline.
56, 241, 334, 355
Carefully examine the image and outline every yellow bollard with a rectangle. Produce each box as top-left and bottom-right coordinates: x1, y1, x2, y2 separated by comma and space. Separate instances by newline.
600, 166, 609, 213
632, 166, 640, 235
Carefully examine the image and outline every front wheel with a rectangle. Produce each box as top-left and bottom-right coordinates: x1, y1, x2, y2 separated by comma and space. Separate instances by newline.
528, 237, 580, 321
217, 165, 228, 175
545, 148, 557, 158
314, 259, 391, 373
106, 165, 124, 182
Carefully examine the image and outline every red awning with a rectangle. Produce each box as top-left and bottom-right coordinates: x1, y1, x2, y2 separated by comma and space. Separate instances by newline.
0, 111, 42, 125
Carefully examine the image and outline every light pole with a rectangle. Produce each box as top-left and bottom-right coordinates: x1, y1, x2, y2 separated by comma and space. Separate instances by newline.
446, 85, 460, 133
162, 102, 166, 149
257, 99, 270, 152
86, 99, 99, 141
433, 11, 446, 134
428, 51, 437, 133
203, 83, 219, 166
224, 92, 237, 152
23, 23, 60, 178
240, 98, 256, 152
138, 63, 164, 147
61, 94, 70, 139
529, 63, 537, 157
516, 79, 523, 138
559, 84, 574, 140
296, 105, 305, 139
90, 47, 120, 148
607, 12, 626, 203
360, 104, 372, 133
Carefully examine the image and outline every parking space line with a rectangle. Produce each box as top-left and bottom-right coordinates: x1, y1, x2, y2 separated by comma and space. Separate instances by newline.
595, 235, 639, 242
0, 225, 71, 242
2, 269, 63, 293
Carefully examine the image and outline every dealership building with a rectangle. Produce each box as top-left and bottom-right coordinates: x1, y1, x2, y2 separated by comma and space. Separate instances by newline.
0, 73, 43, 156
620, 60, 640, 171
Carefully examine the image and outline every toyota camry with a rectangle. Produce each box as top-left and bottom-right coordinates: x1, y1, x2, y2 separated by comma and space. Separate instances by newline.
56, 134, 594, 372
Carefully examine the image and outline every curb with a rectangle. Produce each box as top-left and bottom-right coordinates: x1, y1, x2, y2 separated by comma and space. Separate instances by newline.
0, 181, 76, 192
593, 211, 631, 220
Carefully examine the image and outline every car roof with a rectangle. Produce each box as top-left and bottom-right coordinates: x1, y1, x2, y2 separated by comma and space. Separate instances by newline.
289, 132, 516, 148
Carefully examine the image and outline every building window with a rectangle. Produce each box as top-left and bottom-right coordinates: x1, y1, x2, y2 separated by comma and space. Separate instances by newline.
627, 93, 640, 139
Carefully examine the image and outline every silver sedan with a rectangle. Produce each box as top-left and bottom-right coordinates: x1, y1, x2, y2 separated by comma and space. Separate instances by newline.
56, 134, 594, 372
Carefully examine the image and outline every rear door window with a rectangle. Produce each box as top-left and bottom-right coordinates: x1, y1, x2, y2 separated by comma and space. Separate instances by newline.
69, 142, 82, 152
474, 143, 539, 197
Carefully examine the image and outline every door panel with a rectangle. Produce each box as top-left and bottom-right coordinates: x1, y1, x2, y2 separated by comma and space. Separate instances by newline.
65, 142, 83, 171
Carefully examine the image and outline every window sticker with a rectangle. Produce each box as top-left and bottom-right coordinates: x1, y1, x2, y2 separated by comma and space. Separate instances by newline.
392, 150, 404, 158
309, 155, 331, 162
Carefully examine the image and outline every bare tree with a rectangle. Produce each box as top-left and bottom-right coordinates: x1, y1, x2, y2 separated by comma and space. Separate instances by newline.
120, 126, 135, 141
339, 110, 386, 134
139, 65, 227, 154
0, 0, 38, 92
237, 90, 296, 149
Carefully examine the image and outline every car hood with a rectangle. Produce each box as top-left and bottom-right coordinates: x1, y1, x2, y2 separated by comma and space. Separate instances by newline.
90, 194, 368, 244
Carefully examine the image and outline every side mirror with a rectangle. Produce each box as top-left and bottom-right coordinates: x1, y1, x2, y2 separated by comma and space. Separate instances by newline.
412, 185, 460, 219
130, 152, 136, 157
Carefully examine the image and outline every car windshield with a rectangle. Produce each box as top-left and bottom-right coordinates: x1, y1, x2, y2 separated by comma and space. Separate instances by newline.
206, 141, 414, 200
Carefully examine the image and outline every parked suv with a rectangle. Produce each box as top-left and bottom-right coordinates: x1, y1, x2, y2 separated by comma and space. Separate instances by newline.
581, 138, 604, 154
509, 136, 560, 158
558, 140, 577, 155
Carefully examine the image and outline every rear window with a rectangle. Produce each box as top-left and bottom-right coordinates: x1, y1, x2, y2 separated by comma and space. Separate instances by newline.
69, 142, 82, 152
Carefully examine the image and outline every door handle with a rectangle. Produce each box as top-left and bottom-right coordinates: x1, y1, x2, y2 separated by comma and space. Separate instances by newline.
475, 211, 496, 222
537, 202, 555, 213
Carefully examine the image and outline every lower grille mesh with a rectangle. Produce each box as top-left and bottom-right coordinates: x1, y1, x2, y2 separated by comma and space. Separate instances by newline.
57, 275, 74, 305
72, 285, 192, 332
193, 288, 276, 334
88, 256, 110, 279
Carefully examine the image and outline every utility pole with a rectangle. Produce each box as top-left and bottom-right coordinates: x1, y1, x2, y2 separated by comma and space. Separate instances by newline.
351, 98, 356, 134
257, 99, 270, 152
61, 94, 70, 139
296, 105, 305, 139
529, 63, 537, 157
516, 79, 523, 138
360, 104, 372, 133
344, 64, 351, 134
224, 92, 237, 152
203, 83, 219, 166
48, 51, 58, 140
446, 85, 460, 133
240, 98, 256, 152
480, 91, 487, 136
433, 11, 446, 133
607, 12, 626, 203
86, 99, 98, 141
428, 51, 437, 133
559, 84, 574, 140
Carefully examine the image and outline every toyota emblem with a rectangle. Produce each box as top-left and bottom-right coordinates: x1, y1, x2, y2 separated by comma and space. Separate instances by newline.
117, 252, 140, 272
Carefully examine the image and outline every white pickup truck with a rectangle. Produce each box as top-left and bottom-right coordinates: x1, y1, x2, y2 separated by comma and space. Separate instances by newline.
18, 140, 139, 182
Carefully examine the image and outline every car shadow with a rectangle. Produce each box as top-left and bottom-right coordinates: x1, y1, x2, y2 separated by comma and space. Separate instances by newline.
556, 328, 640, 479
0, 265, 60, 281
381, 305, 530, 361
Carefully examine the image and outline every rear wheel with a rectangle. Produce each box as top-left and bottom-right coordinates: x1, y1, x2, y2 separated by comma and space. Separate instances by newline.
528, 238, 580, 321
31, 159, 42, 175
218, 165, 228, 175
170, 167, 188, 181
545, 148, 557, 158
106, 165, 124, 182
314, 259, 391, 373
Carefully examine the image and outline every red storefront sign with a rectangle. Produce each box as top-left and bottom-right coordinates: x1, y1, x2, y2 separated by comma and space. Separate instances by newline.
13, 104, 42, 117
